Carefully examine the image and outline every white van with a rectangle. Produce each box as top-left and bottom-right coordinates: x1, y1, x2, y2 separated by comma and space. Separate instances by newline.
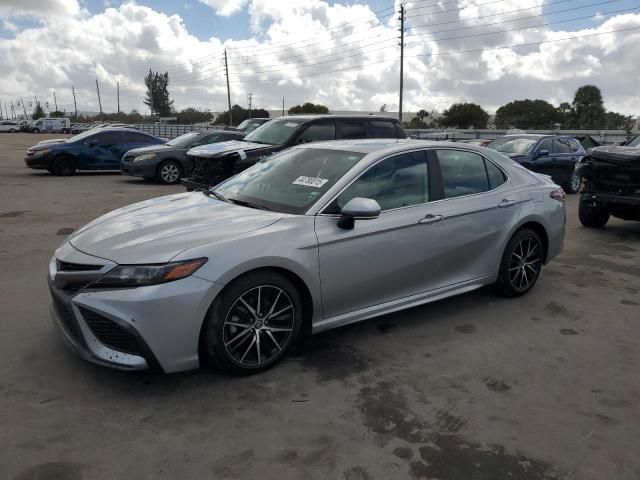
31, 117, 71, 133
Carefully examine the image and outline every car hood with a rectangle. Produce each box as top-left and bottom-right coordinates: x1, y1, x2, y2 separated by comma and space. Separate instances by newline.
187, 140, 270, 158
36, 138, 67, 146
124, 144, 179, 157
69, 192, 283, 264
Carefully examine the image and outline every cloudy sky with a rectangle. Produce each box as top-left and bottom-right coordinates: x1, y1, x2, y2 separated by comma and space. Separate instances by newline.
1, 0, 639, 116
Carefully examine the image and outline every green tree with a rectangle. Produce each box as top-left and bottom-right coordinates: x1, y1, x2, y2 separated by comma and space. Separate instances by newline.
214, 105, 269, 126
288, 102, 329, 114
416, 109, 429, 122
406, 117, 428, 129
143, 69, 174, 117
177, 107, 214, 124
494, 99, 559, 129
32, 103, 45, 120
49, 110, 66, 118
557, 102, 573, 128
572, 85, 605, 129
605, 111, 635, 131
440, 103, 489, 129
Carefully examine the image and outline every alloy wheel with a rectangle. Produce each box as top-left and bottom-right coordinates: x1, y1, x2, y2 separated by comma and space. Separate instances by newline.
160, 163, 180, 183
508, 237, 542, 292
222, 285, 295, 367
570, 172, 581, 193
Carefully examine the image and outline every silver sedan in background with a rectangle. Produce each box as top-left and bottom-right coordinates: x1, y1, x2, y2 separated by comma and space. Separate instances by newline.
48, 139, 565, 374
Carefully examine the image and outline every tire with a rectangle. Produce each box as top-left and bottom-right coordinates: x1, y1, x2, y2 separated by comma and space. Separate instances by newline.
497, 228, 544, 297
9, 128, 16, 133
201, 270, 303, 374
51, 156, 76, 176
579, 199, 609, 228
33, 128, 40, 133
564, 171, 581, 194
156, 160, 182, 185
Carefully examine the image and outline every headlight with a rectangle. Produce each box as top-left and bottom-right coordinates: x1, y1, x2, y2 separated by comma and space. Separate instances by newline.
92, 258, 207, 288
133, 153, 156, 162
31, 149, 50, 157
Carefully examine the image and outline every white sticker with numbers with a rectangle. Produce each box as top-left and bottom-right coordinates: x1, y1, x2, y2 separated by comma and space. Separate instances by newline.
292, 176, 329, 188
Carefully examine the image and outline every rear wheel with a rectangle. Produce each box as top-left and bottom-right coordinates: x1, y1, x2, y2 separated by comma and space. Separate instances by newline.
33, 128, 40, 133
202, 271, 303, 374
497, 229, 543, 297
564, 171, 581, 194
579, 199, 609, 228
156, 160, 182, 185
51, 156, 76, 176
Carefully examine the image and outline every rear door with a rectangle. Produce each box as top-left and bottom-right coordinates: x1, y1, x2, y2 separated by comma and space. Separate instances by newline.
551, 137, 578, 185
429, 148, 521, 286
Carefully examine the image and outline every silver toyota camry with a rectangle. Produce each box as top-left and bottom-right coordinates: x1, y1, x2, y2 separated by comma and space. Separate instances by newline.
48, 139, 565, 374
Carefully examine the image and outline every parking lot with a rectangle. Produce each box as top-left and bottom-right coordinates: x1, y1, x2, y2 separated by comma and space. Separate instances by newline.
1, 132, 639, 479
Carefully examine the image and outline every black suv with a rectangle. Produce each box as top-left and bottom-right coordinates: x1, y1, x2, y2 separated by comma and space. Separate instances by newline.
182, 115, 406, 190
578, 134, 640, 227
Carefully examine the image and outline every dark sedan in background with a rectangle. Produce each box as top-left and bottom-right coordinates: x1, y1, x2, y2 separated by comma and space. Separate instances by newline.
25, 128, 164, 175
121, 130, 244, 184
486, 134, 586, 193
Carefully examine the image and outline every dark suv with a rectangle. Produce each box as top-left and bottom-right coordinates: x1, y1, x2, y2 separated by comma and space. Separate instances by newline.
182, 115, 406, 190
578, 134, 640, 227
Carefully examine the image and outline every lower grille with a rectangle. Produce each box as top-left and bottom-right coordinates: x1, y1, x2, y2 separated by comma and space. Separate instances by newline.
52, 295, 82, 341
79, 307, 142, 355
64, 283, 91, 294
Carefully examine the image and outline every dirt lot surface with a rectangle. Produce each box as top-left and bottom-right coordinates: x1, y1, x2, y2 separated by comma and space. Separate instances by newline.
1, 133, 639, 480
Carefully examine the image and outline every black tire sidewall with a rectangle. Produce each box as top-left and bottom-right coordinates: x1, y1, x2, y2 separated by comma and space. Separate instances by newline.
52, 156, 76, 176
156, 160, 182, 184
578, 199, 609, 228
202, 271, 303, 374
498, 229, 543, 297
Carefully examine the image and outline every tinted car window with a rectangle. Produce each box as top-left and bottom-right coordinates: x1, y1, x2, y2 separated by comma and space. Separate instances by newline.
121, 132, 153, 144
437, 150, 489, 198
537, 138, 554, 153
554, 138, 572, 154
368, 121, 398, 138
333, 151, 428, 211
296, 122, 335, 143
336, 121, 366, 140
570, 139, 582, 153
485, 160, 506, 189
92, 132, 121, 144
194, 134, 221, 146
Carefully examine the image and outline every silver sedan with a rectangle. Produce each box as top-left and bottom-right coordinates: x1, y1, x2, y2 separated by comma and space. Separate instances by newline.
48, 139, 565, 374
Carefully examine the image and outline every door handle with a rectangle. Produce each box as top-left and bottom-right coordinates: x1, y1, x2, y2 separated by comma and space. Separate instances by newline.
498, 199, 517, 208
419, 214, 444, 225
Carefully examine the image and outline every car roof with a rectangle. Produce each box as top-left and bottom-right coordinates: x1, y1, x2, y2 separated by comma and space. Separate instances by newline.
271, 114, 400, 122
501, 134, 574, 139
298, 138, 489, 155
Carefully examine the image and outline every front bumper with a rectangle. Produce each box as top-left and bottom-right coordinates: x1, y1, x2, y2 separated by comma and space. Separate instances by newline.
49, 244, 222, 373
120, 160, 156, 179
24, 154, 53, 169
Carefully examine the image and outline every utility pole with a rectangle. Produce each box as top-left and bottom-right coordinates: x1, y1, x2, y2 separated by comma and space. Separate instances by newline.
95, 79, 103, 120
117, 81, 120, 113
247, 92, 252, 119
398, 4, 405, 123
72, 86, 78, 119
224, 49, 232, 126
53, 91, 58, 112
11, 101, 15, 119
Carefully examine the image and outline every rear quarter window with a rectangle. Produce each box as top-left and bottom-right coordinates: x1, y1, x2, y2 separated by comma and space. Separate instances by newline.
336, 121, 366, 140
367, 120, 399, 138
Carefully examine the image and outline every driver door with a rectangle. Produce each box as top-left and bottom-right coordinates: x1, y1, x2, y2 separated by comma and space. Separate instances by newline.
314, 150, 445, 319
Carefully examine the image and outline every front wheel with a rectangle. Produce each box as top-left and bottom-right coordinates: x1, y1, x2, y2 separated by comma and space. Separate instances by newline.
156, 160, 182, 185
579, 200, 609, 228
202, 271, 303, 374
497, 229, 544, 297
33, 128, 40, 133
52, 156, 76, 176
564, 171, 581, 194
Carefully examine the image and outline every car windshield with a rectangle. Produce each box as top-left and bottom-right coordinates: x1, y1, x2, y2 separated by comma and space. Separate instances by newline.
166, 132, 201, 147
213, 147, 365, 214
487, 136, 539, 154
627, 135, 640, 148
66, 129, 98, 143
243, 119, 302, 145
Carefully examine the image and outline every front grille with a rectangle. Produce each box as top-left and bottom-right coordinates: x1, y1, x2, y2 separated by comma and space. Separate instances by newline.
64, 283, 91, 294
52, 295, 82, 341
57, 260, 103, 272
79, 307, 142, 355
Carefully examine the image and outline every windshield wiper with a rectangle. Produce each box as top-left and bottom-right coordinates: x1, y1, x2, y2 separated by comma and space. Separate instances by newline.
226, 197, 272, 211
203, 190, 228, 202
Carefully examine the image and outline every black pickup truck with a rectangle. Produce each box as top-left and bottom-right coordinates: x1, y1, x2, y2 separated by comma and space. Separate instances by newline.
181, 115, 406, 190
578, 134, 640, 227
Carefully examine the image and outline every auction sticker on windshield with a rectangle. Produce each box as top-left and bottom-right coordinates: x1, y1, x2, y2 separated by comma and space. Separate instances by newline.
293, 176, 329, 188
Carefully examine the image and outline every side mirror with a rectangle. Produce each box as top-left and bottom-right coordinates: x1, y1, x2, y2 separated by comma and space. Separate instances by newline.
337, 197, 381, 230
536, 149, 549, 158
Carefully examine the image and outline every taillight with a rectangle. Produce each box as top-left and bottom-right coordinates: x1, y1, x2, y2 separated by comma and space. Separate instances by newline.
550, 188, 566, 202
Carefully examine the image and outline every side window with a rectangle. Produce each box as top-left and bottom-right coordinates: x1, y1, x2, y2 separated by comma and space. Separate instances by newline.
367, 121, 398, 138
92, 132, 121, 144
332, 151, 428, 212
570, 140, 582, 153
121, 132, 152, 144
485, 159, 506, 190
195, 134, 220, 146
537, 138, 554, 153
296, 122, 335, 143
336, 121, 366, 140
437, 150, 489, 198
554, 138, 572, 154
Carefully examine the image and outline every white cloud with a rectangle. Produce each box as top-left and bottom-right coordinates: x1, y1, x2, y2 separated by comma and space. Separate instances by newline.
0, 1, 638, 117
0, 0, 82, 18
197, 0, 248, 16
